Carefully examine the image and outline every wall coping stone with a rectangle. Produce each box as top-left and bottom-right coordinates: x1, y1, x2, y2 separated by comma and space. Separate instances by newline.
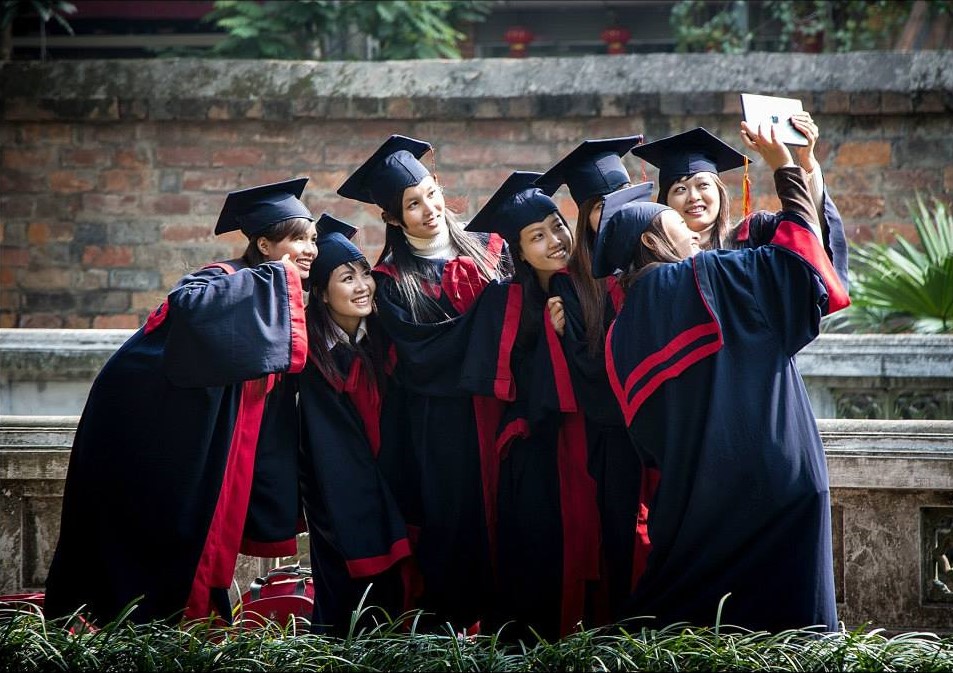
3, 329, 950, 380
2, 52, 950, 121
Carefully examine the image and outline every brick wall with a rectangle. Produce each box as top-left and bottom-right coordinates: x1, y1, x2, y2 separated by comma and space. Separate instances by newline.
1, 53, 951, 328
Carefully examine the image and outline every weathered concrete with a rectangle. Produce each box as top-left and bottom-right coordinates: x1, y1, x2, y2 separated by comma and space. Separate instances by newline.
2, 414, 952, 632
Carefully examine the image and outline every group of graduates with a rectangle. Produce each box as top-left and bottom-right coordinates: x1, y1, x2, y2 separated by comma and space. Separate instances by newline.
44, 109, 850, 640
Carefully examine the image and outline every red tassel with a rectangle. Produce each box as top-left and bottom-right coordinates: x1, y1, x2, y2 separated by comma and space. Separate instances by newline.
429, 147, 438, 186
637, 138, 647, 183
742, 156, 752, 218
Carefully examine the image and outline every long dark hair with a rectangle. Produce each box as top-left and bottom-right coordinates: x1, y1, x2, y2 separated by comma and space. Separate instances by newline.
660, 173, 731, 250
242, 217, 315, 266
306, 258, 388, 392
618, 212, 687, 290
376, 197, 507, 323
567, 193, 619, 356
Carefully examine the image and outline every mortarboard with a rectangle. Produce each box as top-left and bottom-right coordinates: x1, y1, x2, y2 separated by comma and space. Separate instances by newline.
312, 231, 366, 288
630, 127, 751, 204
214, 177, 314, 237
536, 135, 644, 206
336, 135, 433, 213
465, 171, 559, 243
315, 212, 358, 240
591, 181, 665, 278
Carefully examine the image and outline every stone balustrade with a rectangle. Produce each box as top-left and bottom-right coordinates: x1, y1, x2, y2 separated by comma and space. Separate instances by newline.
3, 329, 952, 419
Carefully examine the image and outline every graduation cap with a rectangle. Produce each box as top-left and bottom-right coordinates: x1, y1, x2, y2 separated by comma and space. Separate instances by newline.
312, 231, 366, 288
336, 134, 433, 213
315, 212, 358, 240
630, 127, 752, 205
591, 181, 667, 278
214, 177, 314, 237
465, 171, 559, 243
536, 135, 644, 207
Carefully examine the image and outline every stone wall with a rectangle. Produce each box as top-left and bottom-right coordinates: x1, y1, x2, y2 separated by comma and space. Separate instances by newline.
1, 52, 952, 328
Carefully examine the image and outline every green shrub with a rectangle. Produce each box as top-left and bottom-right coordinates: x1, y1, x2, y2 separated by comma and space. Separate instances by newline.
843, 195, 953, 334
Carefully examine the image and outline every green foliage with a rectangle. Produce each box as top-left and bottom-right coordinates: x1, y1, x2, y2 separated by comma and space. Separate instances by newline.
763, 0, 914, 52
671, 0, 752, 54
0, 0, 76, 33
845, 195, 953, 334
203, 0, 492, 61
3, 602, 953, 672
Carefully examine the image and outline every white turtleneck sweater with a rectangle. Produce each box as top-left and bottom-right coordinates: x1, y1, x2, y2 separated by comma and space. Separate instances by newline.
404, 228, 454, 260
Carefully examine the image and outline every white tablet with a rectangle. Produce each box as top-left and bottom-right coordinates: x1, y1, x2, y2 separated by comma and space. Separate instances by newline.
740, 93, 809, 147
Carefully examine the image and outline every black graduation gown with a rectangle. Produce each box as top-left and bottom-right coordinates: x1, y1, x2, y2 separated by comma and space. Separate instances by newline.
298, 342, 412, 634
460, 280, 602, 640
607, 213, 850, 632
371, 233, 504, 630
549, 270, 656, 625
44, 259, 307, 625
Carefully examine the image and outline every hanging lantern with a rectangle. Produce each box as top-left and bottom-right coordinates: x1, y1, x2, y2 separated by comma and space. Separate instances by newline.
504, 26, 535, 58
600, 26, 631, 55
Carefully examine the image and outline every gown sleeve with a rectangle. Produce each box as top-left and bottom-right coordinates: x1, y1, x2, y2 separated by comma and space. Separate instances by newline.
162, 259, 307, 388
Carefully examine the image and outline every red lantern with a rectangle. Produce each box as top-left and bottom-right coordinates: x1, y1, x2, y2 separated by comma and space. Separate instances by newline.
504, 26, 535, 58
600, 26, 631, 55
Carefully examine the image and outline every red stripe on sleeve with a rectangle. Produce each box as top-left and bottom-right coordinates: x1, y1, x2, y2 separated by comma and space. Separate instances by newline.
771, 219, 850, 313
283, 259, 307, 374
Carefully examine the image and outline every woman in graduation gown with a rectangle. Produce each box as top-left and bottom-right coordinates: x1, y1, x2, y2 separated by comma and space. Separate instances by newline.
462, 172, 602, 640
535, 136, 658, 625
298, 214, 415, 635
631, 117, 848, 280
336, 135, 508, 631
592, 125, 848, 632
45, 179, 315, 626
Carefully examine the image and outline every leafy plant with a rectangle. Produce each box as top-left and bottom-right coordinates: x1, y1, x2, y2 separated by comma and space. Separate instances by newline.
0, 0, 76, 61
845, 195, 953, 334
203, 0, 492, 61
671, 0, 752, 54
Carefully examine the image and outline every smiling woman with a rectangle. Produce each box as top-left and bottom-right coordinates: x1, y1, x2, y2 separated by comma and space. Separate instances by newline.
44, 179, 315, 627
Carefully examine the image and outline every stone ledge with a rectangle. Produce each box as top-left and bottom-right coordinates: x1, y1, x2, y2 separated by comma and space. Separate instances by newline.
1, 52, 950, 121
798, 335, 953, 379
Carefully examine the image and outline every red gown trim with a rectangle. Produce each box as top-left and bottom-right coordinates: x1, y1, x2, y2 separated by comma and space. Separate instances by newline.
543, 302, 577, 412
283, 259, 308, 373
770, 219, 850, 312
473, 395, 506, 579
631, 465, 661, 591
345, 537, 413, 578
494, 284, 522, 401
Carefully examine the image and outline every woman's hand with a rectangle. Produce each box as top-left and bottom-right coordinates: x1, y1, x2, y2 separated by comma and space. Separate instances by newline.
789, 112, 820, 173
740, 121, 794, 172
547, 296, 565, 337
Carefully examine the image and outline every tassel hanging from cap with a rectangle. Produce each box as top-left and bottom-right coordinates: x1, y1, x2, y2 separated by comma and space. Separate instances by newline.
636, 138, 648, 183
429, 148, 439, 188
742, 155, 752, 218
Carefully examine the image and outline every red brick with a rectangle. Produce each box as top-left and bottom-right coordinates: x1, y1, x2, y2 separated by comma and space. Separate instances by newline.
82, 245, 134, 267
876, 221, 918, 244
20, 267, 72, 289
0, 195, 34, 219
529, 120, 581, 143
306, 170, 348, 190
820, 91, 850, 114
100, 169, 150, 193
20, 123, 72, 144
322, 143, 394, 167
0, 290, 19, 312
0, 246, 29, 267
162, 224, 215, 242
466, 120, 531, 142
142, 194, 191, 215
90, 125, 137, 144
115, 148, 150, 168
0, 170, 46, 193
182, 169, 243, 192
3, 147, 55, 170
156, 146, 209, 167
835, 194, 886, 219
245, 170, 296, 187
834, 141, 891, 168
61, 148, 114, 168
0, 313, 17, 328
881, 169, 941, 192
212, 147, 267, 167
49, 170, 96, 193
64, 315, 93, 328
132, 291, 166, 311
0, 266, 15, 287
93, 314, 141, 328
459, 168, 511, 190
4, 99, 55, 121
27, 222, 49, 245
386, 97, 414, 119
80, 193, 141, 215
20, 313, 64, 328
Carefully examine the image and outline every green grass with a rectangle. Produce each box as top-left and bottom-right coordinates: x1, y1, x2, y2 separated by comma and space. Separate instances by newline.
2, 602, 952, 672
